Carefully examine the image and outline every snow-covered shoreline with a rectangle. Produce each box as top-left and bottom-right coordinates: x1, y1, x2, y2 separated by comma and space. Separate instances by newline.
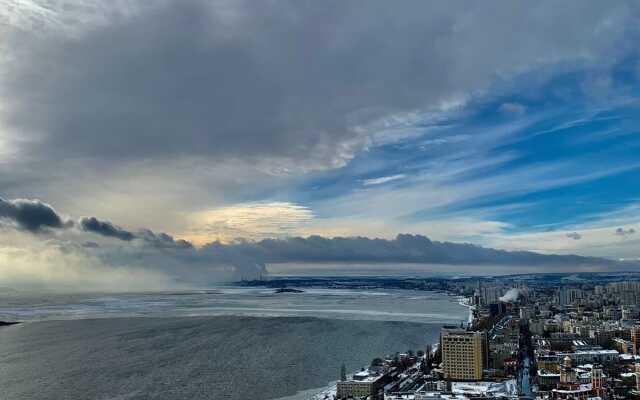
275, 382, 337, 400
457, 296, 475, 324
296, 296, 473, 399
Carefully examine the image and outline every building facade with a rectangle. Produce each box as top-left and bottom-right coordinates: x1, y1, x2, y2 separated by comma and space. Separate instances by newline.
337, 370, 384, 400
441, 328, 486, 381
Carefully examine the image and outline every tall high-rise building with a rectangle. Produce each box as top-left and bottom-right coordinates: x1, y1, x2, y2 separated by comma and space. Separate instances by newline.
559, 355, 576, 384
440, 327, 486, 381
479, 286, 503, 305
592, 364, 604, 395
558, 288, 582, 306
631, 326, 640, 355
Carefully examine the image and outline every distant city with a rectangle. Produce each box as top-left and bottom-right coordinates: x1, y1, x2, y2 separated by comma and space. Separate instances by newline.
247, 273, 640, 399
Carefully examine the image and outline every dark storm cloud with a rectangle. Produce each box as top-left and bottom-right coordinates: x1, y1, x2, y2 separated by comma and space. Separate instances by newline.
79, 216, 135, 241
2, 1, 638, 170
202, 234, 614, 268
100, 232, 617, 283
616, 227, 636, 236
0, 197, 189, 248
137, 229, 193, 250
79, 216, 193, 248
0, 196, 628, 286
86, 230, 262, 281
566, 232, 582, 240
0, 197, 67, 232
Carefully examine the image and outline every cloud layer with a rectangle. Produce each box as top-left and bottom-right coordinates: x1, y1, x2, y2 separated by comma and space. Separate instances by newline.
2, 1, 637, 172
0, 196, 629, 290
206, 234, 612, 268
183, 202, 314, 244
1, 2, 640, 283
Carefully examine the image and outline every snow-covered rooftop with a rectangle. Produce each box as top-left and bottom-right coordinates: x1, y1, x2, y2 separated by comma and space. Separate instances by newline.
450, 379, 517, 397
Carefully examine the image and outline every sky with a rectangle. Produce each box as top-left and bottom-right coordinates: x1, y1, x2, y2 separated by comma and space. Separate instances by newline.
1, 1, 640, 289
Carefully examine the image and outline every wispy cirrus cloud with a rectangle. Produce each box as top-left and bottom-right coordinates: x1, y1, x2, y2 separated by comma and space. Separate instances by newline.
362, 174, 406, 186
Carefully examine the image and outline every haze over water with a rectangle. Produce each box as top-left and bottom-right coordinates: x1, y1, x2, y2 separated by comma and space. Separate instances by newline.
0, 286, 467, 323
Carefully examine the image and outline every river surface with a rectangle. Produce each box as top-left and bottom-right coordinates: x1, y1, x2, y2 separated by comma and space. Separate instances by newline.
0, 287, 468, 400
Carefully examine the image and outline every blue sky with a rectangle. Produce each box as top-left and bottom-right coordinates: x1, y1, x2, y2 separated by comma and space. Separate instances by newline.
259, 64, 640, 257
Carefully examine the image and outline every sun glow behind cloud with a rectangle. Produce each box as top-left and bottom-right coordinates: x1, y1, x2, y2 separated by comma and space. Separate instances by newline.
181, 202, 315, 245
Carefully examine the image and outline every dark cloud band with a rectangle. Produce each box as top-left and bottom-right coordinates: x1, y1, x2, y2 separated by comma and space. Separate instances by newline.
0, 196, 629, 284
0, 197, 67, 232
203, 233, 611, 267
79, 216, 135, 241
80, 217, 193, 249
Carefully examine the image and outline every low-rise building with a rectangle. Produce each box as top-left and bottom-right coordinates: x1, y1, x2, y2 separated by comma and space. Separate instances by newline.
337, 369, 385, 400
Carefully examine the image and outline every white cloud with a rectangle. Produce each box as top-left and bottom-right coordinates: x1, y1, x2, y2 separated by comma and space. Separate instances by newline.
299, 216, 510, 244
182, 202, 314, 244
480, 203, 640, 259
362, 174, 406, 186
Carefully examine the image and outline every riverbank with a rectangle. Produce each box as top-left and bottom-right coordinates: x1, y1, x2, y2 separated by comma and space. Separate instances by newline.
457, 296, 475, 324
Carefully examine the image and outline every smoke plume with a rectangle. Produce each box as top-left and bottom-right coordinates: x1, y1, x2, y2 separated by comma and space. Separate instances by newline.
499, 288, 521, 302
